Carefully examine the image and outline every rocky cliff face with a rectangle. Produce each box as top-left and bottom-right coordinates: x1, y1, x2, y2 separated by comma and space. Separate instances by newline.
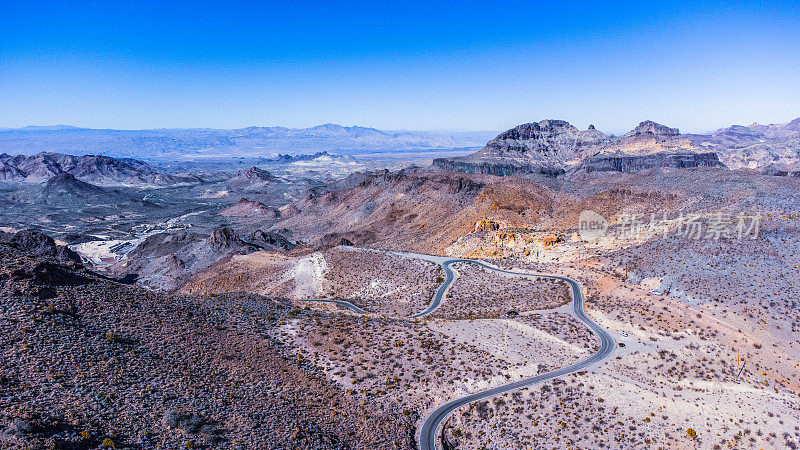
471, 119, 610, 165
432, 158, 565, 177
581, 152, 724, 173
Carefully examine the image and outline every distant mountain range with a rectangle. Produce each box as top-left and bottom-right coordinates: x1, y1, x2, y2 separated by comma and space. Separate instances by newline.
688, 118, 800, 169
0, 124, 497, 159
435, 117, 800, 175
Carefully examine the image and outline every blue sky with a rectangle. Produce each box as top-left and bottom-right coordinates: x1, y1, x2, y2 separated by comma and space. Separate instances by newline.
1, 1, 799, 133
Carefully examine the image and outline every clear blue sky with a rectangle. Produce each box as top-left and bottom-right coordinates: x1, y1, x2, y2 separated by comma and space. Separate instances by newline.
1, 0, 798, 133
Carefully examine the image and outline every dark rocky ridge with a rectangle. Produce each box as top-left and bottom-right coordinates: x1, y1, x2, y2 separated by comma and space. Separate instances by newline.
40, 172, 105, 199
0, 152, 202, 186
6, 229, 82, 266
247, 230, 296, 251
108, 227, 294, 291
581, 152, 724, 173
763, 163, 800, 177
432, 158, 565, 177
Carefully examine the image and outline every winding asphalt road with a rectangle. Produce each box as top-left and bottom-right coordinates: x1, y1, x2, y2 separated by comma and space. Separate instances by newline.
415, 259, 615, 450
301, 253, 615, 450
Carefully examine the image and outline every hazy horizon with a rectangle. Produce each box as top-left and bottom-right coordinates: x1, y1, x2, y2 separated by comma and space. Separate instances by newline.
3, 113, 799, 138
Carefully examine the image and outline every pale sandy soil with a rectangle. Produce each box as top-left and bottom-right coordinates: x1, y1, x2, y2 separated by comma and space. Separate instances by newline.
430, 262, 570, 319
273, 312, 588, 428
320, 247, 443, 316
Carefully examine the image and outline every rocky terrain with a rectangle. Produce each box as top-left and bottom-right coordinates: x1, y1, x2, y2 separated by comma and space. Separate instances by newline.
689, 118, 800, 169
107, 227, 297, 291
435, 120, 609, 176
3, 123, 800, 449
437, 117, 800, 176
0, 240, 416, 448
0, 152, 201, 186
226, 166, 280, 193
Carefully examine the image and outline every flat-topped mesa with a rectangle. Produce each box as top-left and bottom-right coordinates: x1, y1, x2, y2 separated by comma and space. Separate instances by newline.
629, 120, 681, 138
434, 119, 608, 176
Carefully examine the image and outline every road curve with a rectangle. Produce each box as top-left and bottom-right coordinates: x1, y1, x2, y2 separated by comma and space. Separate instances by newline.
408, 259, 458, 318
416, 258, 615, 450
297, 252, 615, 450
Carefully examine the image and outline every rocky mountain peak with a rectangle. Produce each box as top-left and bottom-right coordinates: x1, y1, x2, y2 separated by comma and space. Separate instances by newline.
628, 121, 681, 138
227, 166, 278, 192
610, 120, 694, 156
44, 172, 103, 192
238, 166, 275, 181
482, 119, 607, 158
491, 120, 576, 143
434, 119, 613, 176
